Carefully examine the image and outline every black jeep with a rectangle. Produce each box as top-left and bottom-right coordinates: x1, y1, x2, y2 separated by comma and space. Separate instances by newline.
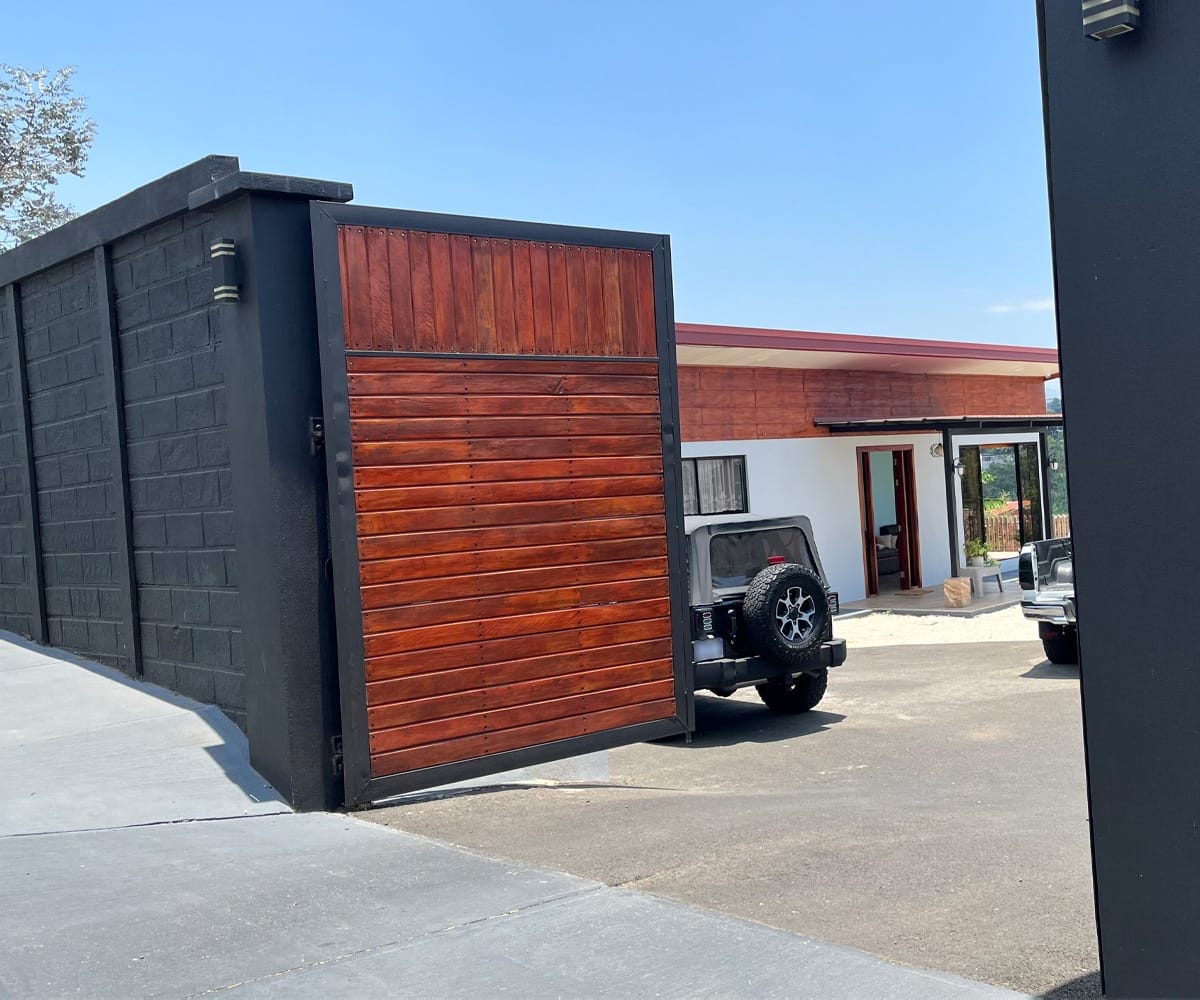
687, 514, 847, 712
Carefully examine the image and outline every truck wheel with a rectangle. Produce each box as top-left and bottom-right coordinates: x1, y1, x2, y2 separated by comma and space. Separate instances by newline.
757, 669, 828, 713
742, 563, 830, 664
1042, 628, 1079, 665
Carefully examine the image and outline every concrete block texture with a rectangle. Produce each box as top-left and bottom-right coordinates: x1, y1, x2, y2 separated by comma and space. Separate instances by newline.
0, 201, 244, 725
113, 209, 244, 722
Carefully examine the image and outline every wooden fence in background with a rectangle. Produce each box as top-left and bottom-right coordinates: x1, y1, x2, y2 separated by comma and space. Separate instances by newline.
982, 512, 1071, 551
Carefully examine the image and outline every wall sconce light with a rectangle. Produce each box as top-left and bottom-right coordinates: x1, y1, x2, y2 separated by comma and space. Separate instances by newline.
953, 458, 965, 478
930, 443, 944, 459
210, 238, 240, 303
1049, 458, 1061, 472
1084, 0, 1140, 40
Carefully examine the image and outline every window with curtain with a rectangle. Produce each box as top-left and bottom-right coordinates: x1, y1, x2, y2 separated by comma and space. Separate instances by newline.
682, 457, 748, 516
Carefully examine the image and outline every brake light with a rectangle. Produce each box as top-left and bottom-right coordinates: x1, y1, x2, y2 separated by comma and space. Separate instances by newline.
768, 555, 785, 565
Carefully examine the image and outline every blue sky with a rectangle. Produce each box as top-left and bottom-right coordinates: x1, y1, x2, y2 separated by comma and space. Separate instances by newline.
10, 1, 1055, 347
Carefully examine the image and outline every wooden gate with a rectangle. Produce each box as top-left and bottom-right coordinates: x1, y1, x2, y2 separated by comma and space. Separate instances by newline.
310, 204, 691, 806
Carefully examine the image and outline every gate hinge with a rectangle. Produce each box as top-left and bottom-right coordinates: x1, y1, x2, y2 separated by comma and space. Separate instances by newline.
330, 734, 344, 776
310, 417, 326, 457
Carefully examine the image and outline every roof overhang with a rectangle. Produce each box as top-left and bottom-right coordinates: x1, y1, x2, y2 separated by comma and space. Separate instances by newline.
814, 414, 1064, 435
676, 323, 1060, 379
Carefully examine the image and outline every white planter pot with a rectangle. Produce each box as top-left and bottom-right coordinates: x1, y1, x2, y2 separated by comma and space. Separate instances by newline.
969, 556, 987, 567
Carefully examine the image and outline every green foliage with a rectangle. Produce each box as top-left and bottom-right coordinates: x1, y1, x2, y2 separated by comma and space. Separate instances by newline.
964, 538, 991, 563
0, 65, 95, 251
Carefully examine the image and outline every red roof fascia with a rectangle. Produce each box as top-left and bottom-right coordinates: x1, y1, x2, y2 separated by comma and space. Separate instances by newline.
675, 322, 1059, 365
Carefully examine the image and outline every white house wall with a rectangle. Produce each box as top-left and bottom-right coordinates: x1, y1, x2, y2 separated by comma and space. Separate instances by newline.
682, 435, 949, 603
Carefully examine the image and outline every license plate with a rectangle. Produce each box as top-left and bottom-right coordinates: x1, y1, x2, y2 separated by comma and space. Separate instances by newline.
828, 591, 840, 615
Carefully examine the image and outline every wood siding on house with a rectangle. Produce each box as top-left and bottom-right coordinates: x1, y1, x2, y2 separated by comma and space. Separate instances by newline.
678, 365, 1049, 441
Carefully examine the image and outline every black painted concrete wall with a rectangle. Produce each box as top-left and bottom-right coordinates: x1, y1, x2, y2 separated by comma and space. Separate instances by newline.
1039, 2, 1200, 996
0, 291, 37, 636
21, 255, 120, 667
111, 213, 244, 724
0, 159, 351, 809
0, 217, 246, 722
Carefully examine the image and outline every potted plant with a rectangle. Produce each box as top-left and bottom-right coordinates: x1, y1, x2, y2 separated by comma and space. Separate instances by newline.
965, 539, 990, 567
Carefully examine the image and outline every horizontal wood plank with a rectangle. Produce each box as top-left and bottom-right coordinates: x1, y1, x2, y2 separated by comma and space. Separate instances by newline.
370, 699, 677, 777
353, 435, 663, 467
367, 657, 674, 730
346, 355, 658, 376
354, 475, 664, 513
357, 516, 667, 561
350, 414, 661, 442
359, 535, 667, 585
350, 393, 662, 418
369, 678, 675, 754
366, 623, 673, 685
348, 372, 659, 397
362, 577, 669, 633
363, 598, 671, 658
360, 556, 667, 609
353, 456, 666, 489
355, 494, 665, 536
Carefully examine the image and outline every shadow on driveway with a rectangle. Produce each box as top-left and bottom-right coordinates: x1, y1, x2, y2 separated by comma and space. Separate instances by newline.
1022, 660, 1080, 681
1037, 970, 1101, 998
657, 694, 845, 748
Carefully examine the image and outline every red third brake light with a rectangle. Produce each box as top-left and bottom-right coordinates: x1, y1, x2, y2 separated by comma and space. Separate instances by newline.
767, 555, 786, 565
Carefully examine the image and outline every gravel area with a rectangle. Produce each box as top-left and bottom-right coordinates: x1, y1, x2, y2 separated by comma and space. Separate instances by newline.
838, 605, 1033, 647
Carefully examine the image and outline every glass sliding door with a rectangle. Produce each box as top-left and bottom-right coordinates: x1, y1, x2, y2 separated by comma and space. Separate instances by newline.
1015, 441, 1045, 545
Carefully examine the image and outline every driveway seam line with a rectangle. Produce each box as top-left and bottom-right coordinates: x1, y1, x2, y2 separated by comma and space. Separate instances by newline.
178, 884, 605, 997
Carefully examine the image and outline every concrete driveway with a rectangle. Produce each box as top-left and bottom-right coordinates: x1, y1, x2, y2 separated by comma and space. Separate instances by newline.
1, 630, 1025, 1000
367, 622, 1099, 999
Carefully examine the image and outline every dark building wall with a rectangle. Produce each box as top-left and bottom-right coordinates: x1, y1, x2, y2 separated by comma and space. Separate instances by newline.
0, 292, 37, 637
0, 157, 352, 808
0, 212, 245, 724
110, 212, 244, 724
1039, 2, 1200, 996
20, 255, 121, 667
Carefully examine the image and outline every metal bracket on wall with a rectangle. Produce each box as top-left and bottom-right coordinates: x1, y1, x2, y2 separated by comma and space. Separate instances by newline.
330, 734, 344, 776
309, 417, 325, 456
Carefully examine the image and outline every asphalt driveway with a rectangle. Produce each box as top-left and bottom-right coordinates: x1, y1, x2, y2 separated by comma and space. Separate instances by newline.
366, 633, 1099, 999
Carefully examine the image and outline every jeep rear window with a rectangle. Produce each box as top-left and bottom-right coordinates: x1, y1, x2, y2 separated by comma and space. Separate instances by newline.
709, 528, 818, 590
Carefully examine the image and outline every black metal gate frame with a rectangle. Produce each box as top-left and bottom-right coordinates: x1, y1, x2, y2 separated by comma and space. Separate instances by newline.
309, 201, 693, 808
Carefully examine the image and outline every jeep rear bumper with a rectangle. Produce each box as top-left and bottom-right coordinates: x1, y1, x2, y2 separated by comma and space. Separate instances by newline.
693, 638, 846, 692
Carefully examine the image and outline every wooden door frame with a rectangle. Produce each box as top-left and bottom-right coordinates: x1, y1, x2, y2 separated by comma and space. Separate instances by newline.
856, 444, 922, 596
899, 449, 922, 588
858, 451, 879, 597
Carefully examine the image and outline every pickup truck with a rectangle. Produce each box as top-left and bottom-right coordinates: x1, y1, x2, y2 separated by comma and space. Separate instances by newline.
687, 514, 847, 711
1018, 537, 1078, 664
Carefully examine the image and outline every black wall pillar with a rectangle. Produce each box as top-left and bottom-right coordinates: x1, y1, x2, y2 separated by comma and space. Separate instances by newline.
1039, 3, 1200, 995
218, 194, 340, 811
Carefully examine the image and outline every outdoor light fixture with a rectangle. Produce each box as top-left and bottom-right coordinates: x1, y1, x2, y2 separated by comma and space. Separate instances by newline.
930, 443, 944, 458
210, 238, 240, 303
1083, 0, 1140, 40
1050, 458, 1061, 472
953, 457, 965, 478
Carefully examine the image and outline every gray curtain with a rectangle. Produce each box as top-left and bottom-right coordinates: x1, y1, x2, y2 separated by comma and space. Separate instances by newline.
696, 458, 745, 514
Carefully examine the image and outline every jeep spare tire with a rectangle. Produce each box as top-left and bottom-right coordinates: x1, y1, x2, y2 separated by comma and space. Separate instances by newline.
742, 563, 830, 664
